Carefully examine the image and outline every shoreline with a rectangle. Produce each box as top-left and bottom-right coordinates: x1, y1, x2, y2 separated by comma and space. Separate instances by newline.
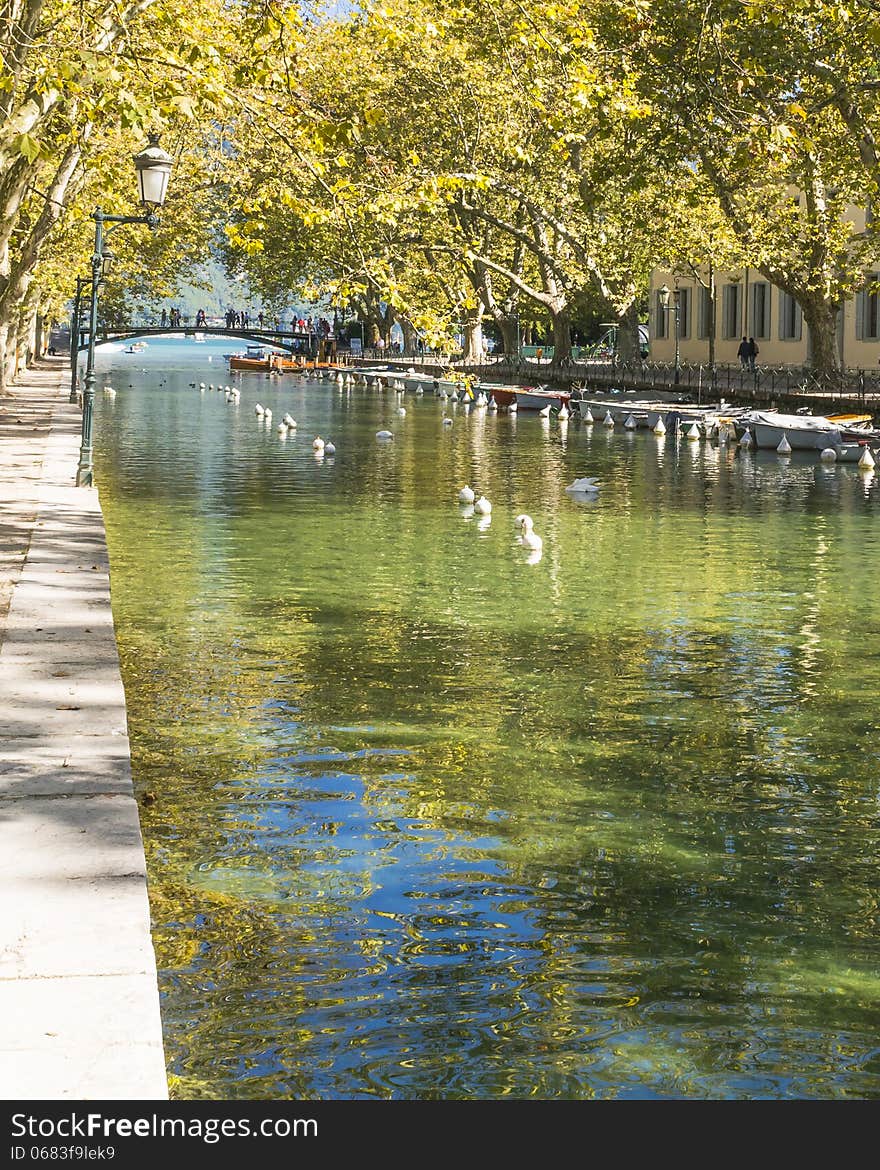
0, 357, 167, 1100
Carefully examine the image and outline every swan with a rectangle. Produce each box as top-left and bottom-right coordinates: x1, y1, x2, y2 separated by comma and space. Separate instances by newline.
459, 485, 475, 503
397, 407, 406, 416
283, 414, 297, 428
254, 403, 265, 416
565, 477, 600, 494
277, 422, 288, 433
474, 495, 492, 514
313, 436, 325, 450
517, 514, 543, 552
263, 408, 272, 421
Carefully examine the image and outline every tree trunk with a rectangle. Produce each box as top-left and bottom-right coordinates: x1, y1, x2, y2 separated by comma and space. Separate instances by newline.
550, 306, 571, 365
0, 320, 9, 395
615, 302, 642, 363
462, 304, 484, 362
498, 314, 519, 356
801, 293, 842, 378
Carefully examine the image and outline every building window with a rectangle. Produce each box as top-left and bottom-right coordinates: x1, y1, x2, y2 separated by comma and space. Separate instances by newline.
778, 291, 802, 340
857, 274, 880, 340
677, 287, 691, 340
655, 290, 668, 339
722, 283, 741, 339
751, 282, 770, 339
697, 286, 714, 339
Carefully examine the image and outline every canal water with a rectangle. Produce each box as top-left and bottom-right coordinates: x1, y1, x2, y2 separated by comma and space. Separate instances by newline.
92, 336, 880, 1099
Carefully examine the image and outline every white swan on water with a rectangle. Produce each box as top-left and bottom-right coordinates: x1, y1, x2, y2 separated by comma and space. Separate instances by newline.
459, 485, 475, 503
515, 514, 543, 552
565, 477, 600, 495
474, 495, 492, 514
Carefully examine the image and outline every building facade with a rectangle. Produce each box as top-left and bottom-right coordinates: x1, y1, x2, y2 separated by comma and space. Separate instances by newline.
649, 268, 880, 370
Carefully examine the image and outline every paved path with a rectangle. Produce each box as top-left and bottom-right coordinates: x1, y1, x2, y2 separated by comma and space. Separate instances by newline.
0, 358, 167, 1099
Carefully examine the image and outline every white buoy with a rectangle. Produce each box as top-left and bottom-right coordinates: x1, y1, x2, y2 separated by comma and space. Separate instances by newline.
254, 403, 264, 416
415, 384, 424, 395
859, 446, 876, 470
325, 441, 336, 455
277, 422, 287, 433
624, 414, 637, 429
653, 417, 666, 435
582, 407, 594, 424
687, 423, 702, 441
313, 436, 325, 450
603, 411, 614, 427
777, 434, 792, 455
558, 403, 570, 420
819, 447, 837, 463
442, 417, 453, 427
739, 429, 752, 448
376, 429, 394, 439
474, 496, 492, 514
509, 399, 518, 413
397, 407, 406, 416
459, 485, 475, 503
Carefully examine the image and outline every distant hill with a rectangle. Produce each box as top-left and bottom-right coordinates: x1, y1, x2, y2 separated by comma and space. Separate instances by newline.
161, 257, 317, 322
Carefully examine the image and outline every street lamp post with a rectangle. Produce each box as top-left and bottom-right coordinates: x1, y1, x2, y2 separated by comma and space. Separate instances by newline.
76, 132, 173, 487
658, 283, 681, 387
69, 274, 94, 404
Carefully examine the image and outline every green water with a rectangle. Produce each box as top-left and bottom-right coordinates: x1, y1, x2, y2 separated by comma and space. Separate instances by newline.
94, 338, 880, 1099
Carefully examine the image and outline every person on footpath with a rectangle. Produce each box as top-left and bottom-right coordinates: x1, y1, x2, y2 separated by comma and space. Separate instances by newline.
747, 337, 759, 371
737, 337, 750, 369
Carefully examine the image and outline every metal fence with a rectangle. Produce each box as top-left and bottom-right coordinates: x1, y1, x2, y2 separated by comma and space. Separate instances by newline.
454, 355, 880, 405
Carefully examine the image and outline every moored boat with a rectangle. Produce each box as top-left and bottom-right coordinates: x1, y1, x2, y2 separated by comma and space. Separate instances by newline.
481, 383, 571, 410
747, 409, 880, 451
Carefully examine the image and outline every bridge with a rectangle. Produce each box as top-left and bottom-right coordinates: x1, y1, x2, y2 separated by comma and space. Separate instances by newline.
72, 325, 332, 356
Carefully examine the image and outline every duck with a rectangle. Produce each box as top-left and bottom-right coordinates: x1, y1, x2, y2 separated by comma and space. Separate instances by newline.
325, 440, 336, 455
474, 495, 492, 515
459, 485, 476, 503
283, 413, 297, 429
516, 514, 543, 552
313, 436, 325, 450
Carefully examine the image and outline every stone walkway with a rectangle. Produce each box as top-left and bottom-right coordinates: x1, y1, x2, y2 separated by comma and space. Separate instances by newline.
0, 358, 167, 1099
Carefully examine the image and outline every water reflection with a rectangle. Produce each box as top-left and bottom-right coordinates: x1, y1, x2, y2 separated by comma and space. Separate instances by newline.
94, 339, 880, 1100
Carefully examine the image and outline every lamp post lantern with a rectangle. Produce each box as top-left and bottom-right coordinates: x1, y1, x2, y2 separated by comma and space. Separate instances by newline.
658, 283, 681, 387
75, 133, 174, 487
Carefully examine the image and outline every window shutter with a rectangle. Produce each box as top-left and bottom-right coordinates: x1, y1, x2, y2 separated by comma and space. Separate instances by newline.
795, 301, 802, 342
778, 292, 786, 340
855, 291, 865, 340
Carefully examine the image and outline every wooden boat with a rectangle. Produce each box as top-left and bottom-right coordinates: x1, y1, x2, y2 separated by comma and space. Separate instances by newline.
228, 344, 290, 372
748, 410, 879, 451
482, 383, 571, 410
